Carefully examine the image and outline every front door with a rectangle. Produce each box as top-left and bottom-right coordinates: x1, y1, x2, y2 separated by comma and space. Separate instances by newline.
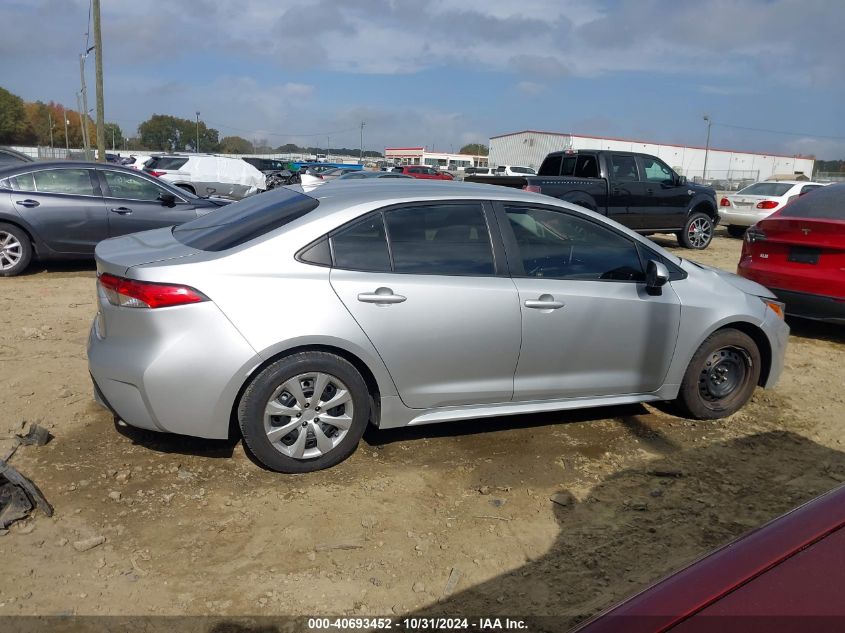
7, 168, 107, 253
99, 169, 200, 236
637, 156, 690, 230
498, 203, 681, 400
329, 202, 521, 409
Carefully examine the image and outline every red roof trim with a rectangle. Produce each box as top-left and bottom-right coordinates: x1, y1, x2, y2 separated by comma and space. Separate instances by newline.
488, 130, 814, 160
384, 147, 425, 151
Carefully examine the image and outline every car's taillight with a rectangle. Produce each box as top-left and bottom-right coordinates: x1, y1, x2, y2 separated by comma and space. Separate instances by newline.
98, 273, 208, 309
523, 185, 542, 193
148, 170, 166, 177
756, 200, 779, 209
745, 226, 767, 244
720, 197, 731, 207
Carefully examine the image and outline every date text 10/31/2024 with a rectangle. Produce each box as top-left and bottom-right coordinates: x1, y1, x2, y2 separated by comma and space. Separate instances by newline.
307, 618, 529, 630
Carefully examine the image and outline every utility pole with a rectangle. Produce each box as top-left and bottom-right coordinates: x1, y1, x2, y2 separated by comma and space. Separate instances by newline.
78, 56, 91, 160
93, 0, 106, 162
62, 107, 70, 155
360, 121, 365, 163
76, 91, 89, 159
195, 111, 200, 153
702, 114, 712, 182
111, 126, 115, 151
48, 112, 54, 150
327, 136, 330, 161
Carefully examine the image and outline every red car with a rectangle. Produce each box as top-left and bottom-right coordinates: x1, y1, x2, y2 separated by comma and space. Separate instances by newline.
738, 183, 844, 323
397, 165, 454, 180
573, 484, 845, 633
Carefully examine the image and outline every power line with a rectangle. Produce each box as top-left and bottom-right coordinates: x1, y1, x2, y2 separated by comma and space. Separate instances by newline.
714, 122, 845, 142
84, 0, 92, 52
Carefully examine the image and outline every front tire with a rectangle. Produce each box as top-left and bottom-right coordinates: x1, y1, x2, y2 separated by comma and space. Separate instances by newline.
727, 224, 746, 238
238, 352, 371, 473
677, 212, 714, 249
0, 223, 33, 277
675, 329, 761, 419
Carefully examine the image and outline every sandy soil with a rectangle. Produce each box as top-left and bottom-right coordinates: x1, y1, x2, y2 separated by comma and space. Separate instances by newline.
1, 228, 844, 627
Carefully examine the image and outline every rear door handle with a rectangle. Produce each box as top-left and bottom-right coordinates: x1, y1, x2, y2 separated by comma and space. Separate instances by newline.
524, 294, 565, 310
358, 288, 406, 305
15, 199, 39, 208
646, 188, 654, 195
110, 207, 133, 215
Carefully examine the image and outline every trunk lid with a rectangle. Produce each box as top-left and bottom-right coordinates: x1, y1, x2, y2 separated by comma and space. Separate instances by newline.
94, 227, 203, 277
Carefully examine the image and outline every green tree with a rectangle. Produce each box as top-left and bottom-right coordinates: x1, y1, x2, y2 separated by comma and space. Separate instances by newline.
103, 122, 124, 150
138, 114, 219, 152
219, 135, 254, 154
459, 143, 488, 156
0, 86, 33, 144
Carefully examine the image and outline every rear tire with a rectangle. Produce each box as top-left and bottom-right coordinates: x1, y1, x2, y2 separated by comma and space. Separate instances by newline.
674, 328, 761, 419
176, 184, 196, 195
0, 223, 33, 277
677, 211, 714, 249
727, 224, 746, 238
238, 352, 370, 473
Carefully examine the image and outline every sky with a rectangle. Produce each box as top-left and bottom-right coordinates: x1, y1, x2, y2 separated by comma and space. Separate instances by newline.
1, 0, 844, 158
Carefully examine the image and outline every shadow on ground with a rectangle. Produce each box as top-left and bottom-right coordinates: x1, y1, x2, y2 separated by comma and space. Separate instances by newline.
409, 431, 845, 629
113, 419, 239, 459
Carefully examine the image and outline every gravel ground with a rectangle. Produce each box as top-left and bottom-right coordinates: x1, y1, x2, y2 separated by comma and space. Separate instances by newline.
1, 227, 843, 627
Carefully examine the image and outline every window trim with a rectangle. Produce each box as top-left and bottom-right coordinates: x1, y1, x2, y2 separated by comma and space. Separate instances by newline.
97, 168, 188, 203
9, 167, 102, 198
326, 199, 507, 278
493, 201, 650, 284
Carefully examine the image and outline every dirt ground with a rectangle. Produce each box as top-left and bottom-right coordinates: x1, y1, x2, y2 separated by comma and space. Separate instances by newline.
1, 228, 844, 627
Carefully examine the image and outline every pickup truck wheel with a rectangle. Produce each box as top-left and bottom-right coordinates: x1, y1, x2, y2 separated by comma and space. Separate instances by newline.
677, 212, 713, 249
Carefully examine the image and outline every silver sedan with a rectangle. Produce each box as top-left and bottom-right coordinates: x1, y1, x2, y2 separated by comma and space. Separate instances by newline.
88, 181, 789, 472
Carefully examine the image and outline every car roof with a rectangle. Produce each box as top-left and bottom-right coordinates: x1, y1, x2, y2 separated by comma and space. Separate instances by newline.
0, 160, 148, 177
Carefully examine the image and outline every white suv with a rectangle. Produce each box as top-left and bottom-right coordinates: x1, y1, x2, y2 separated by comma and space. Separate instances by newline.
495, 165, 537, 176
145, 155, 266, 199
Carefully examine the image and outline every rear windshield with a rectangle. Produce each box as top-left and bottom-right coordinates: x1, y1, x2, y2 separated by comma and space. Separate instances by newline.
146, 157, 188, 171
538, 155, 562, 176
737, 182, 793, 197
778, 184, 843, 220
172, 188, 320, 251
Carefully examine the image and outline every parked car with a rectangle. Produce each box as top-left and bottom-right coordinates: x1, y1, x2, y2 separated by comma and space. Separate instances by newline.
318, 167, 363, 182
144, 154, 266, 199
465, 150, 719, 249
127, 154, 152, 171
335, 171, 413, 180
0, 161, 231, 276
396, 165, 454, 180
720, 180, 826, 237
737, 183, 844, 323
87, 181, 787, 473
0, 147, 35, 166
495, 165, 537, 176
464, 167, 494, 177
241, 157, 291, 174
573, 483, 845, 633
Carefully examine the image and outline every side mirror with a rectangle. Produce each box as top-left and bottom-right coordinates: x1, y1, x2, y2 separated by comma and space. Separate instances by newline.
158, 192, 176, 207
676, 175, 687, 186
646, 260, 670, 296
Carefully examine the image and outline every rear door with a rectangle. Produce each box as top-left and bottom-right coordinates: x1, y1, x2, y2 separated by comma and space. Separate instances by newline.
8, 167, 107, 253
498, 202, 681, 400
329, 201, 522, 409
637, 155, 689, 230
606, 154, 650, 229
99, 169, 201, 236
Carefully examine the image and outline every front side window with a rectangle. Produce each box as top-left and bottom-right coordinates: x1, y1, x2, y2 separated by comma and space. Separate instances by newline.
641, 157, 674, 184
32, 169, 96, 196
505, 206, 644, 281
385, 203, 494, 276
103, 170, 171, 201
611, 155, 639, 182
331, 215, 392, 272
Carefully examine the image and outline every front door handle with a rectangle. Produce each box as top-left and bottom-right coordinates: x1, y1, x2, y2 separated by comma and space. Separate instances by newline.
358, 287, 406, 305
110, 207, 133, 215
15, 199, 39, 208
524, 294, 565, 310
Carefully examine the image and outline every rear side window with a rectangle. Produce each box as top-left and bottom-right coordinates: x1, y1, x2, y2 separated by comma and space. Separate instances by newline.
146, 157, 188, 171
385, 203, 494, 276
172, 188, 319, 251
1, 173, 36, 191
331, 215, 392, 272
574, 155, 599, 178
610, 155, 638, 182
33, 169, 96, 195
538, 155, 562, 176
778, 184, 844, 220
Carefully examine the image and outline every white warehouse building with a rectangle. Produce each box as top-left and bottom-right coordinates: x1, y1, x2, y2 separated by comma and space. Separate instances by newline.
488, 130, 814, 185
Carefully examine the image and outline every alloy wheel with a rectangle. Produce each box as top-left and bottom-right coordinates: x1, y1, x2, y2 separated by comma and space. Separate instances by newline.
687, 217, 713, 248
0, 231, 23, 271
263, 372, 354, 460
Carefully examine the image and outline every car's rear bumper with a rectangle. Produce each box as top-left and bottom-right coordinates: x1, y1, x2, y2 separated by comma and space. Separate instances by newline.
719, 208, 774, 227
772, 288, 845, 324
87, 291, 260, 439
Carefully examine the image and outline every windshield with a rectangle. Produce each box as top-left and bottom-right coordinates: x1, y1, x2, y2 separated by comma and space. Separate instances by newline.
736, 182, 794, 197
509, 166, 536, 174
172, 187, 319, 251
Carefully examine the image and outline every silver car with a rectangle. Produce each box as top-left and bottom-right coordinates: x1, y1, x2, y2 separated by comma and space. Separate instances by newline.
88, 181, 789, 473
